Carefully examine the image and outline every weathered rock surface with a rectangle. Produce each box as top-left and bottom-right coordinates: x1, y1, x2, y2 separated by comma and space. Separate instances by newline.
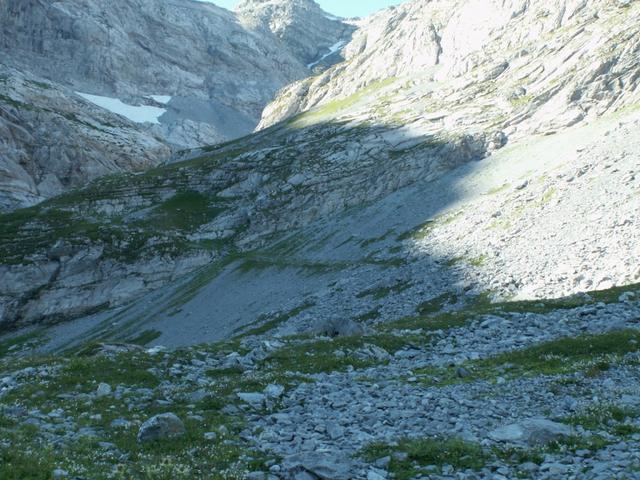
489, 419, 572, 446
137, 413, 186, 443
259, 0, 640, 132
237, 0, 355, 69
0, 0, 353, 210
0, 63, 170, 211
1, 0, 639, 333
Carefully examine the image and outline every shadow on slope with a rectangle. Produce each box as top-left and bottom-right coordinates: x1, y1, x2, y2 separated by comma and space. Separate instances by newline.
0, 101, 573, 351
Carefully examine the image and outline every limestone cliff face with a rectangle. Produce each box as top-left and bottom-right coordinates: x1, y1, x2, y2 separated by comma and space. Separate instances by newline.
259, 0, 640, 133
0, 0, 353, 210
0, 63, 171, 212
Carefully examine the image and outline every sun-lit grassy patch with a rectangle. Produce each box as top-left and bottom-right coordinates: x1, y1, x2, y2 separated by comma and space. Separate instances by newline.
561, 403, 640, 437
291, 77, 399, 127
415, 329, 640, 387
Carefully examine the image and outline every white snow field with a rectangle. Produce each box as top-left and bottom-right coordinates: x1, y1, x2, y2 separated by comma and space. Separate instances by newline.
76, 92, 167, 124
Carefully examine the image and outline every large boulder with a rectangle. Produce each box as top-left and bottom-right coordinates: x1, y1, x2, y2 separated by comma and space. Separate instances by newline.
489, 418, 572, 446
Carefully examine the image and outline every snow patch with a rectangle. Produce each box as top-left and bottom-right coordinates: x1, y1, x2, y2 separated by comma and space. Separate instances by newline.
148, 95, 172, 105
307, 40, 347, 69
76, 92, 167, 124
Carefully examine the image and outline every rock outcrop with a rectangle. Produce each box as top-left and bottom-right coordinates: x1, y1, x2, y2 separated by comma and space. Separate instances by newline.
259, 0, 640, 131
237, 0, 356, 69
0, 63, 170, 211
0, 0, 638, 334
0, 0, 353, 210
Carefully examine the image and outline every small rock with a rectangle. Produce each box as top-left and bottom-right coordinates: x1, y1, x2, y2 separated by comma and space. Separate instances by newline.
264, 384, 285, 399
96, 383, 112, 398
52, 469, 69, 479
367, 468, 387, 480
237, 392, 266, 408
110, 418, 132, 429
137, 413, 186, 443
316, 317, 364, 337
282, 451, 354, 480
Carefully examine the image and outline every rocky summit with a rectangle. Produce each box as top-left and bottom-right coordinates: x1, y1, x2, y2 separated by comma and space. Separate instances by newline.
0, 0, 640, 479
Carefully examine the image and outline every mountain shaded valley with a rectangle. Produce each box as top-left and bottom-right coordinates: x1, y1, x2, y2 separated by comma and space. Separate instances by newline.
1, 0, 640, 479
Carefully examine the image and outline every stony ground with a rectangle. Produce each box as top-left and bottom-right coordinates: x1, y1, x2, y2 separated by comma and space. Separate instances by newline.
2, 282, 640, 479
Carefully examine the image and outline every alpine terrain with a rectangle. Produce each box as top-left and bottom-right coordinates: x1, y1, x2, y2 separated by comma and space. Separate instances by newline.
1, 0, 640, 478
0, 0, 354, 211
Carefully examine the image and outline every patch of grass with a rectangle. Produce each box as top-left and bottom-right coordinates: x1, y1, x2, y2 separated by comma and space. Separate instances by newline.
239, 301, 316, 337
486, 183, 510, 195
0, 344, 275, 479
380, 292, 474, 333
150, 190, 226, 232
359, 229, 396, 248
396, 211, 463, 242
493, 433, 610, 471
128, 329, 162, 346
468, 254, 488, 267
548, 434, 610, 453
26, 80, 52, 90
446, 256, 466, 266
562, 404, 640, 436
0, 330, 46, 358
356, 308, 381, 322
0, 448, 55, 480
0, 94, 37, 111
494, 445, 545, 465
396, 220, 436, 242
356, 281, 412, 300
384, 282, 640, 337
483, 329, 640, 376
361, 436, 487, 479
539, 186, 557, 206
236, 254, 347, 275
509, 94, 535, 108
416, 292, 459, 316
261, 332, 421, 375
292, 77, 398, 127
417, 329, 640, 387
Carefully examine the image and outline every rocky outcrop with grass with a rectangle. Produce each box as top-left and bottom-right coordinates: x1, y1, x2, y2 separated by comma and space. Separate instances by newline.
0, 0, 353, 211
2, 283, 640, 479
0, 1, 640, 477
259, 0, 640, 130
1, 0, 638, 332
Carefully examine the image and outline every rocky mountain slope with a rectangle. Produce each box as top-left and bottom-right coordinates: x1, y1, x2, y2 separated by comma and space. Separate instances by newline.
0, 0, 640, 478
0, 63, 171, 212
1, 0, 637, 332
259, 0, 640, 130
237, 0, 355, 69
0, 0, 353, 211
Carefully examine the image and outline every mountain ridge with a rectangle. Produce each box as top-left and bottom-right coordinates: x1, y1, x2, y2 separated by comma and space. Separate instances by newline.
0, 0, 354, 211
